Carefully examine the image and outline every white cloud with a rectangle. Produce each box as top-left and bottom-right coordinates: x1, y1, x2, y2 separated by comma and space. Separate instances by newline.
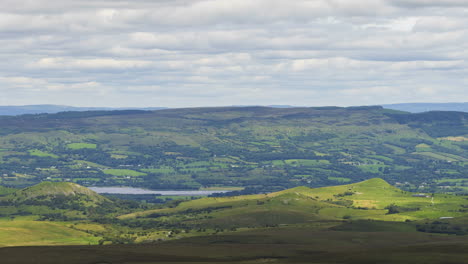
388, 0, 468, 8
31, 57, 153, 70
412, 16, 466, 32
0, 0, 466, 107
388, 60, 464, 71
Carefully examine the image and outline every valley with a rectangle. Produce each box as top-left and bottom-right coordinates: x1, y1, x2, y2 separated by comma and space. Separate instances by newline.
0, 106, 467, 263
0, 106, 466, 195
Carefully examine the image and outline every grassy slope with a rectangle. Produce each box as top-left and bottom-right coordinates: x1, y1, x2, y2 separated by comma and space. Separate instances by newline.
0, 179, 467, 257
120, 179, 468, 226
0, 183, 112, 247
0, 219, 100, 247
0, 182, 113, 221
5, 182, 108, 204
0, 186, 16, 196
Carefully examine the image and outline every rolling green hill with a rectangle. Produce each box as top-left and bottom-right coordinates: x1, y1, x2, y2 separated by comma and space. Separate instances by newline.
0, 178, 465, 264
120, 179, 468, 230
0, 186, 16, 196
0, 219, 101, 247
0, 178, 467, 260
0, 182, 114, 221
0, 106, 466, 194
6, 182, 108, 204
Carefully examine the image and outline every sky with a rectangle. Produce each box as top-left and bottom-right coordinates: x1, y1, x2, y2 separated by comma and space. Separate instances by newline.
0, 0, 467, 108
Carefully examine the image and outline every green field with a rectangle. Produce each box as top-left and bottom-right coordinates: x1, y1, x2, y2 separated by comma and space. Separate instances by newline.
413, 152, 461, 161
328, 176, 351, 182
67, 143, 97, 149
28, 149, 58, 158
141, 167, 176, 174
435, 178, 467, 183
103, 169, 147, 177
284, 159, 330, 166
0, 220, 100, 247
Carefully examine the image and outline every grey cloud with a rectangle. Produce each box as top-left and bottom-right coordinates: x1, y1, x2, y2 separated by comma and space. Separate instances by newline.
388, 0, 468, 8
0, 0, 466, 107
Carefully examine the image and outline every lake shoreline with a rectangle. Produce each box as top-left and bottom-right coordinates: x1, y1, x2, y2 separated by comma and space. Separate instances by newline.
89, 186, 229, 196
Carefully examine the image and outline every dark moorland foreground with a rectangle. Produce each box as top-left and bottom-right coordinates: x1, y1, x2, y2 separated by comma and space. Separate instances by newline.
2, 228, 468, 264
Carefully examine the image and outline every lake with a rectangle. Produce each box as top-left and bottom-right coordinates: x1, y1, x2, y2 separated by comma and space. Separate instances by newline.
89, 186, 229, 196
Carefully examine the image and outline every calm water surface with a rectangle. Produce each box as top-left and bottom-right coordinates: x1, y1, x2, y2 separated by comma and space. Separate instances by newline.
89, 186, 228, 196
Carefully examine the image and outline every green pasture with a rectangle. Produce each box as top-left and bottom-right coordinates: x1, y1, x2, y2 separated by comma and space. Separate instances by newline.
0, 220, 100, 247
103, 169, 147, 177
67, 143, 97, 150
328, 177, 351, 183
284, 159, 330, 166
141, 167, 176, 174
28, 149, 58, 158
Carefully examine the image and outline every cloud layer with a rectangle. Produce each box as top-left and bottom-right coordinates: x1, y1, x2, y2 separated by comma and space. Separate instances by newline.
1, 0, 467, 107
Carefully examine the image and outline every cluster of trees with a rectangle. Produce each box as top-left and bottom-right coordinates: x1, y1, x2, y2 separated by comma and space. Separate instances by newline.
416, 221, 467, 235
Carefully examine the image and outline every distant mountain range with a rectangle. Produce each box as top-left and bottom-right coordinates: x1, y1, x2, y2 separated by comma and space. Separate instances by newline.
0, 105, 310, 116
0, 103, 466, 116
0, 105, 168, 116
382, 103, 468, 113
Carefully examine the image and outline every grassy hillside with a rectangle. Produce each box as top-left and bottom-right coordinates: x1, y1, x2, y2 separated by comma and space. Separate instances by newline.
0, 218, 100, 247
120, 179, 468, 231
0, 183, 148, 247
0, 106, 466, 194
0, 186, 16, 196
0, 178, 467, 256
0, 182, 117, 221
7, 182, 108, 204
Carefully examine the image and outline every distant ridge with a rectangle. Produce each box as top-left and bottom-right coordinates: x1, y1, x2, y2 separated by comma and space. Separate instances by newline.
0, 105, 168, 116
2, 103, 466, 116
382, 103, 468, 113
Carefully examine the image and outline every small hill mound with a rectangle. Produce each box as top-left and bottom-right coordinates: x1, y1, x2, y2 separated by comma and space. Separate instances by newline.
266, 178, 399, 203
4, 182, 109, 206
353, 178, 395, 188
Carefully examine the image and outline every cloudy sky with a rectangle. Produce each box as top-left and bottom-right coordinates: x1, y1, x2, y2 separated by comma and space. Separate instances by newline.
1, 0, 467, 107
